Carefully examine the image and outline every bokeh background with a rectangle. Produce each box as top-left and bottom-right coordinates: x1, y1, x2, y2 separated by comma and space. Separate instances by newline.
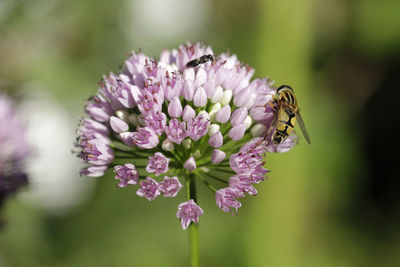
1, 0, 400, 266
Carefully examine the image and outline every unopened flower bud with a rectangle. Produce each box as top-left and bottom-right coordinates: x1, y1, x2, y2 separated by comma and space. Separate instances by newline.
211, 86, 224, 103
221, 89, 232, 106
162, 139, 174, 151
110, 116, 129, 133
215, 105, 231, 123
183, 156, 196, 171
208, 124, 220, 137
211, 149, 226, 164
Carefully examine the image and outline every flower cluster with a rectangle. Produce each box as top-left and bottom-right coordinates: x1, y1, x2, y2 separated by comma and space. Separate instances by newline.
0, 93, 29, 218
75, 42, 297, 230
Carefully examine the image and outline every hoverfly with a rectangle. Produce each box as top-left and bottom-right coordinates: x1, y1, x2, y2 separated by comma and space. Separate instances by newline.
186, 54, 215, 68
263, 85, 310, 145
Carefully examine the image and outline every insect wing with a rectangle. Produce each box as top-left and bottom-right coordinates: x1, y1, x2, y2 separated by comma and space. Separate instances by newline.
262, 106, 279, 141
295, 111, 311, 144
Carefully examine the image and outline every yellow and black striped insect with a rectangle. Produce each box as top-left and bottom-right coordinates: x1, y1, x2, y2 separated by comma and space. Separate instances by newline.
186, 54, 215, 68
264, 85, 311, 145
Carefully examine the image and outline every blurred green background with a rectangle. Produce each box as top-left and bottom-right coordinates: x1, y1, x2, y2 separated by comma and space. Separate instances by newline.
1, 0, 399, 266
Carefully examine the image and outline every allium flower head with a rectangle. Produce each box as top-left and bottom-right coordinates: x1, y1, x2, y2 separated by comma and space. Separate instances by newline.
75, 42, 299, 229
0, 93, 29, 214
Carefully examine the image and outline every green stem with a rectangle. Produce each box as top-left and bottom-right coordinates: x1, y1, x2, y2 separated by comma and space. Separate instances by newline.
187, 172, 200, 267
189, 223, 199, 267
195, 171, 217, 192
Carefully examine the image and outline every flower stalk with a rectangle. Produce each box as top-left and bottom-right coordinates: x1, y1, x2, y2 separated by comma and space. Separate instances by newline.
187, 172, 199, 267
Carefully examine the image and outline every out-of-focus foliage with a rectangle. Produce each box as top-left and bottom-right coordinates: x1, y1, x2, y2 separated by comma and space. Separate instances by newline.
1, 0, 399, 266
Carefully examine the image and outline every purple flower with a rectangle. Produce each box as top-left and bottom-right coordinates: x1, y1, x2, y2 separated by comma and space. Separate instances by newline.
229, 175, 257, 196
161, 71, 182, 101
176, 199, 204, 230
146, 152, 170, 176
229, 138, 266, 174
100, 73, 138, 109
78, 132, 114, 166
144, 111, 167, 135
114, 164, 139, 187
136, 177, 161, 201
165, 118, 187, 144
85, 94, 113, 122
75, 42, 300, 229
131, 127, 159, 149
159, 176, 183, 197
137, 82, 163, 115
187, 113, 210, 141
216, 187, 245, 214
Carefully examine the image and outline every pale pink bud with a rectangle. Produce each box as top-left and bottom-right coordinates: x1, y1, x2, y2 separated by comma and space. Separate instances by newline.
234, 88, 251, 107
193, 87, 207, 107
208, 131, 223, 148
194, 68, 207, 88
230, 107, 248, 127
183, 80, 194, 101
182, 105, 196, 121
211, 149, 226, 164
215, 105, 231, 123
183, 156, 196, 170
168, 96, 183, 117
110, 116, 129, 133
228, 124, 247, 141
